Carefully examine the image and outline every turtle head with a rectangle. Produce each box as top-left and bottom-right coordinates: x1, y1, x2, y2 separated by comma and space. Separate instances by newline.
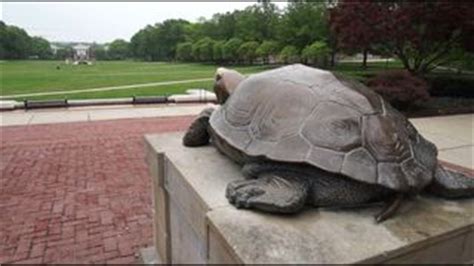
214, 67, 244, 104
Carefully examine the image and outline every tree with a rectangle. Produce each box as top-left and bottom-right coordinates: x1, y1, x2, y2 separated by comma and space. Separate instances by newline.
331, 1, 474, 74
0, 22, 5, 59
212, 40, 225, 63
302, 41, 330, 66
256, 40, 281, 64
212, 12, 237, 41
278, 2, 328, 50
279, 45, 300, 64
223, 38, 243, 63
130, 26, 155, 61
192, 37, 215, 62
238, 41, 260, 64
0, 22, 31, 59
30, 37, 52, 59
130, 19, 189, 61
157, 19, 190, 60
176, 42, 193, 61
329, 1, 383, 68
234, 4, 280, 42
90, 43, 108, 60
107, 39, 129, 60
381, 2, 473, 74
55, 47, 73, 60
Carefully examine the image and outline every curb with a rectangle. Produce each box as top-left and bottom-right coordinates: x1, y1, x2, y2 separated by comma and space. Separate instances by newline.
0, 89, 217, 111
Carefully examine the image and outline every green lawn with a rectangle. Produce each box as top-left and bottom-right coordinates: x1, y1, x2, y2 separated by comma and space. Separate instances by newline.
1, 60, 408, 101
329, 60, 405, 81
0, 60, 272, 100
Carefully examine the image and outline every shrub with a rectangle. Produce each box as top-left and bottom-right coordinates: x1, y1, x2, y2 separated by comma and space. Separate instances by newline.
212, 41, 225, 63
301, 41, 330, 67
425, 74, 474, 98
279, 45, 300, 64
237, 41, 260, 64
256, 41, 280, 64
223, 38, 243, 63
367, 70, 430, 108
192, 38, 215, 62
176, 42, 193, 61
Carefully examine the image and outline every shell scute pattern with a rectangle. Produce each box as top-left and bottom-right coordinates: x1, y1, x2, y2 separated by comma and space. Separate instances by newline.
301, 101, 362, 152
210, 64, 437, 191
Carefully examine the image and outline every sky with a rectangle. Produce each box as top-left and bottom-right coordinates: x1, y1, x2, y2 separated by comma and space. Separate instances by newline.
1, 2, 288, 44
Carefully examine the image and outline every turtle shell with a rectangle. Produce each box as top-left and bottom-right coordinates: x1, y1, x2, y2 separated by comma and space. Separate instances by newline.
209, 64, 437, 192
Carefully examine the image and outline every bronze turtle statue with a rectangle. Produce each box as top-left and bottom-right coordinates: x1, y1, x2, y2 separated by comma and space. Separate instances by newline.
183, 64, 473, 222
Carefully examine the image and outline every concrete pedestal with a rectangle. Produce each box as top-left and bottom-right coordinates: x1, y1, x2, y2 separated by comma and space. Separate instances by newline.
144, 132, 473, 264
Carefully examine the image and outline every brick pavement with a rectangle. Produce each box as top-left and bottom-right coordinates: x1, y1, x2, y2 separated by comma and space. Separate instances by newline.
0, 116, 194, 264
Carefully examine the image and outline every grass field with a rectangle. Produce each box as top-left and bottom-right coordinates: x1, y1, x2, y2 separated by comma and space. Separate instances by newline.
0, 61, 273, 100
0, 60, 406, 100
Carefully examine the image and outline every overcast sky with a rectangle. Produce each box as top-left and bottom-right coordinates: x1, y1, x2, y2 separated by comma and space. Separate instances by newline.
1, 2, 288, 43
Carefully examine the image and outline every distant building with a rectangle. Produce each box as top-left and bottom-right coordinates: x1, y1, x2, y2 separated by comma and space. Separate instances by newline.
72, 44, 93, 65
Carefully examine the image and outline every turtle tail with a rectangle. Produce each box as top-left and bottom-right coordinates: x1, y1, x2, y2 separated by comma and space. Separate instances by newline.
425, 164, 474, 199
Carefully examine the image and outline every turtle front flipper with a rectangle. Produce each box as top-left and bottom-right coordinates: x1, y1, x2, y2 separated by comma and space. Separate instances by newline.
226, 173, 309, 214
425, 165, 474, 198
183, 107, 214, 147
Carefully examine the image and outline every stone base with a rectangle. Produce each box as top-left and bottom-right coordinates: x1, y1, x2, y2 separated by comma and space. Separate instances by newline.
144, 132, 474, 264
139, 246, 161, 264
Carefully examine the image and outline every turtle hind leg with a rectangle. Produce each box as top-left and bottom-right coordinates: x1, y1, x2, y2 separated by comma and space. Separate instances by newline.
226, 173, 309, 214
374, 194, 404, 223
183, 107, 214, 147
425, 165, 474, 199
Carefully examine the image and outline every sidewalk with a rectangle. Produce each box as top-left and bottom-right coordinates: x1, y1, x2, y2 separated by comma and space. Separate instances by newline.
409, 114, 473, 169
0, 115, 194, 264
0, 103, 215, 127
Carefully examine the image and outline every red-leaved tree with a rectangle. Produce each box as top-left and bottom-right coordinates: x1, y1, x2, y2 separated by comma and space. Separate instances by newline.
329, 0, 385, 68
330, 1, 474, 74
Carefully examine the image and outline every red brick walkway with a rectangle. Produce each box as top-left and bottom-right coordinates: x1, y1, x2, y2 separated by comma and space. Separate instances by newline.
0, 116, 193, 264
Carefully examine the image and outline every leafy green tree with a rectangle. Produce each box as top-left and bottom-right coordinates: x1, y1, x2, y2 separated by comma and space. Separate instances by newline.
0, 22, 5, 58
279, 45, 300, 64
233, 4, 280, 42
30, 37, 52, 59
213, 40, 225, 63
130, 19, 189, 61
0, 22, 31, 59
55, 47, 73, 60
192, 37, 215, 62
301, 41, 330, 66
213, 12, 237, 40
234, 7, 263, 42
107, 39, 129, 60
278, 2, 328, 50
256, 40, 281, 64
223, 38, 243, 63
130, 26, 155, 61
157, 19, 191, 60
176, 42, 193, 61
90, 43, 108, 60
238, 41, 260, 64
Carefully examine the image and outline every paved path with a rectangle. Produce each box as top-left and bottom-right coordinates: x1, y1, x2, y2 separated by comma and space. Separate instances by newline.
0, 78, 214, 99
0, 103, 215, 127
409, 114, 473, 169
0, 116, 194, 264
